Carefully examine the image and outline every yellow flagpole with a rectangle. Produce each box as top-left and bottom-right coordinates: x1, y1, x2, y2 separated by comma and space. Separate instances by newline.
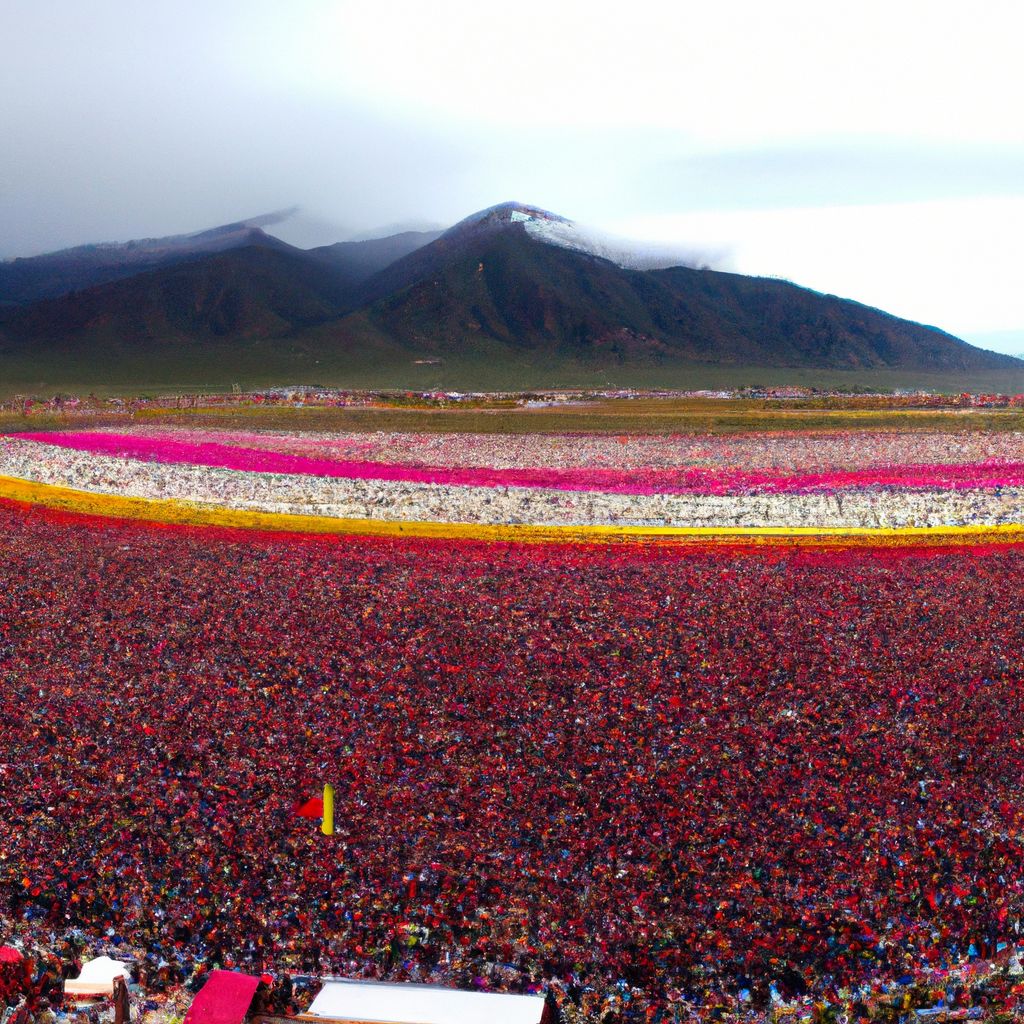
322, 783, 335, 836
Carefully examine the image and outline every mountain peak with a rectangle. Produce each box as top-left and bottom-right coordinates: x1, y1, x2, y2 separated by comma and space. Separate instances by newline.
439, 202, 703, 272
439, 201, 648, 266
442, 202, 573, 239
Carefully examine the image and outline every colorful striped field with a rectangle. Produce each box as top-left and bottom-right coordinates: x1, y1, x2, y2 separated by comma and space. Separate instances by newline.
2, 426, 1024, 546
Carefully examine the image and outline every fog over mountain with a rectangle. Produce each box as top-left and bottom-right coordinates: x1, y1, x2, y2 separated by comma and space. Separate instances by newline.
2, 202, 1018, 394
2, 1, 1022, 352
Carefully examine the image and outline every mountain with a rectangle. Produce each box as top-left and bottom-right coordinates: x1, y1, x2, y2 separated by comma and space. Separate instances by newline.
347, 202, 1019, 373
421, 201, 702, 269
358, 202, 699, 306
0, 222, 443, 348
0, 216, 305, 306
1, 201, 1019, 387
307, 229, 442, 285
0, 243, 352, 348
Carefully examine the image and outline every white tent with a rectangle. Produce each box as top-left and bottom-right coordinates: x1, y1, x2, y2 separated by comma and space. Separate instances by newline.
303, 979, 547, 1024
64, 956, 131, 997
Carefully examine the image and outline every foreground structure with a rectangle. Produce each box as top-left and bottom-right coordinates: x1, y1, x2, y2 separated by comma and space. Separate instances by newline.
303, 979, 548, 1024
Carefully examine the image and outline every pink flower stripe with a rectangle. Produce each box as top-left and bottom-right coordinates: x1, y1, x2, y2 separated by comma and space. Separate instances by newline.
124, 425, 1024, 471
13, 430, 1024, 495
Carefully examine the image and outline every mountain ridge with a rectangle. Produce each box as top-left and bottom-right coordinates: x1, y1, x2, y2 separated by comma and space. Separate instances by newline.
0, 218, 303, 305
1, 201, 1019, 387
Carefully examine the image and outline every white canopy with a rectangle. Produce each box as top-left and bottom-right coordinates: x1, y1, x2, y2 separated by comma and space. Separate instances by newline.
64, 956, 131, 996
304, 979, 546, 1024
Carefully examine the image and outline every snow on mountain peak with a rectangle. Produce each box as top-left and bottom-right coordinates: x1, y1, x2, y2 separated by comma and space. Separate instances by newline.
443, 202, 707, 271
443, 202, 572, 235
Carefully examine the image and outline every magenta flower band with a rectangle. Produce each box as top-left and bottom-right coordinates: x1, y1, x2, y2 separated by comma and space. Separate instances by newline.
13, 430, 1024, 496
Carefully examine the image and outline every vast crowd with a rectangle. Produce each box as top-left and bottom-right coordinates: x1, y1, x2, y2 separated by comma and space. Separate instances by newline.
4, 499, 1024, 1020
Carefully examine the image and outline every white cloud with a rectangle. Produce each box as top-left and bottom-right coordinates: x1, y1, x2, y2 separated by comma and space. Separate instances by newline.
3, 0, 1023, 345
612, 197, 1024, 340
237, 0, 1024, 145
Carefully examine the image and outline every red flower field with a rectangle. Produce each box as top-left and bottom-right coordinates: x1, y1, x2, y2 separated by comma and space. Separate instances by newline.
3, 499, 1024, 1016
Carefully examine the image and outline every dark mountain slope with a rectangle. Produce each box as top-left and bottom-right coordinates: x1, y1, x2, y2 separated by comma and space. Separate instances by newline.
354, 202, 568, 305
308, 230, 442, 285
352, 221, 1018, 372
0, 244, 353, 350
0, 219, 301, 306
640, 266, 1018, 371
357, 228, 671, 359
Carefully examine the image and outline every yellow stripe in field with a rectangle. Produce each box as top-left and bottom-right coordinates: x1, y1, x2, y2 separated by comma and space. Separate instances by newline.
1, 473, 1024, 547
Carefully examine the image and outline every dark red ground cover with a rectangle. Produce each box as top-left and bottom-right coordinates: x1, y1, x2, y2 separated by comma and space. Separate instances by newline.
2, 500, 1024, 1012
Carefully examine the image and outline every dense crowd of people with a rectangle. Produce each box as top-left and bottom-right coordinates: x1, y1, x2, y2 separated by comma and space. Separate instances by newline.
3, 499, 1024, 1020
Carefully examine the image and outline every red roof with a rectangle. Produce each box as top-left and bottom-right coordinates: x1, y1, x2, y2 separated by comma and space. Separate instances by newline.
183, 970, 261, 1024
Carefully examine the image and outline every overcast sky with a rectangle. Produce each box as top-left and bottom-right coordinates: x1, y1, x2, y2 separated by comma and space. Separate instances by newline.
2, 0, 1022, 352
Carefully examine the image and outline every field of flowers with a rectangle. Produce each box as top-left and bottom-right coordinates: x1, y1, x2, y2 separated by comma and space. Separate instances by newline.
2, 426, 1024, 542
4, 422, 1024, 1021
2, 499, 1024, 1020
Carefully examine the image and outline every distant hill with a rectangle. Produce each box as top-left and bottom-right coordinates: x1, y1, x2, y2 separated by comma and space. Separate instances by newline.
0, 217, 301, 305
1, 244, 351, 347
0, 214, 439, 309
307, 229, 443, 285
1, 201, 1020, 390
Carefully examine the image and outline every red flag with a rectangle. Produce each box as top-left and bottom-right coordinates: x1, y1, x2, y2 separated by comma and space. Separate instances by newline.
295, 797, 324, 819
